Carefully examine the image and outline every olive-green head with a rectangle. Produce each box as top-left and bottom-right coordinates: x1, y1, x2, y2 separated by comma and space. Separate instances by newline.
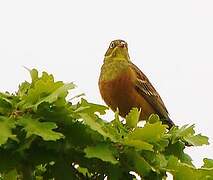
104, 40, 130, 63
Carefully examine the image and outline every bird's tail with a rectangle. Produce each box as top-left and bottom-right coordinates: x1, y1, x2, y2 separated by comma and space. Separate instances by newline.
163, 117, 192, 146
162, 117, 175, 130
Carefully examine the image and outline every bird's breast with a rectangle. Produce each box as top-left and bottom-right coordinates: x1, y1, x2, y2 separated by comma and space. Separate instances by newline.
99, 68, 134, 114
99, 66, 155, 119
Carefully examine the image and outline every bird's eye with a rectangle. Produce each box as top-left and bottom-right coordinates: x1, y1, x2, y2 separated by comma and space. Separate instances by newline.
109, 42, 115, 48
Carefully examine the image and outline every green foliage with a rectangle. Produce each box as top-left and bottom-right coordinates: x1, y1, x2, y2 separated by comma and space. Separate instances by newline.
170, 124, 209, 146
17, 116, 64, 141
0, 69, 212, 180
0, 116, 16, 145
126, 108, 141, 128
84, 144, 118, 164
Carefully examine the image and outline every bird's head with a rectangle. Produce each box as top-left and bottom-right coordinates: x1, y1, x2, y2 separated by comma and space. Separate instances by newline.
104, 40, 130, 62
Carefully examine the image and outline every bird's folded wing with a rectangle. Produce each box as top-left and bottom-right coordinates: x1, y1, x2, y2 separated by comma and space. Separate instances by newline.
130, 63, 169, 118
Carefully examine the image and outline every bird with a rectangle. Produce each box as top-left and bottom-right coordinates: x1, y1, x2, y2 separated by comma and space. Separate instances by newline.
98, 39, 174, 128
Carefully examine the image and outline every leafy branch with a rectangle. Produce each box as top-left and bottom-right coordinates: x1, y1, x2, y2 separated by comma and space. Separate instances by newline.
0, 69, 212, 180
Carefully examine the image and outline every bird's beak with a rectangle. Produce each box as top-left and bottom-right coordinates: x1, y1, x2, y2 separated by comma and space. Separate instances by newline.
117, 43, 126, 48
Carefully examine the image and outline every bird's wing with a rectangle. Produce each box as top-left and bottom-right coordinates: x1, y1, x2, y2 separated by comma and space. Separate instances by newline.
130, 62, 169, 118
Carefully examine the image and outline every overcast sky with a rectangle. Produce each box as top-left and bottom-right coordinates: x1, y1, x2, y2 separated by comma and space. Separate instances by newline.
0, 0, 213, 168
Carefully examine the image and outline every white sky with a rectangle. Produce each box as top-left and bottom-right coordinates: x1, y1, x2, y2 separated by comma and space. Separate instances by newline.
0, 0, 213, 168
